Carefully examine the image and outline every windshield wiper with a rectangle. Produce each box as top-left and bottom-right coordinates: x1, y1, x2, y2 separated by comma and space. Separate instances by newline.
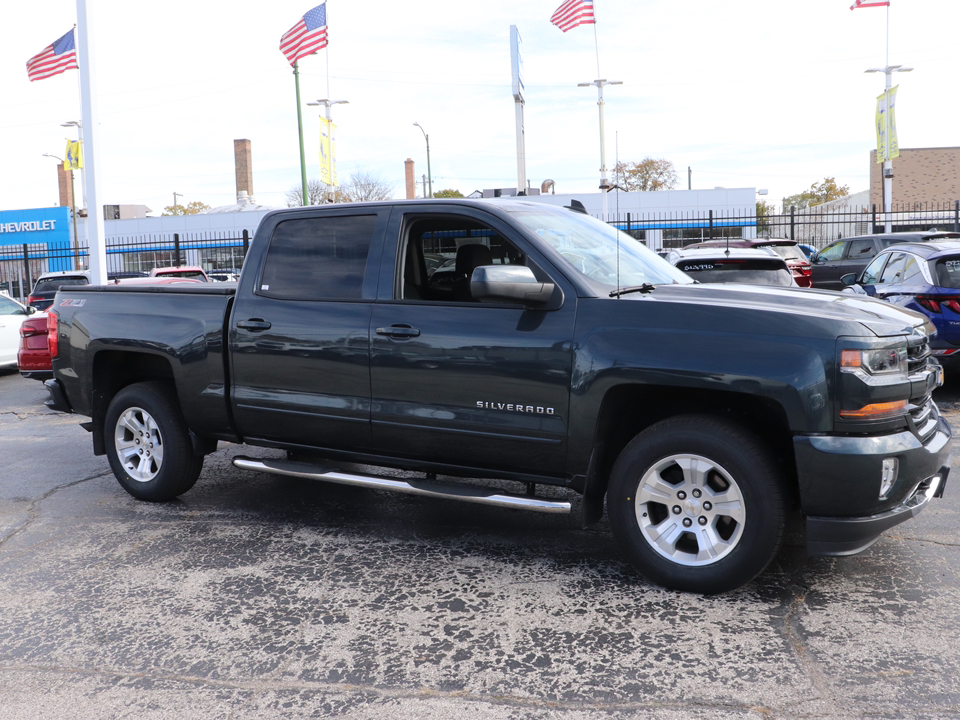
610, 283, 656, 298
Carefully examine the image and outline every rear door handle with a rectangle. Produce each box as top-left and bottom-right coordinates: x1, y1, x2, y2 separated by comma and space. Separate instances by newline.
237, 319, 272, 331
376, 325, 420, 338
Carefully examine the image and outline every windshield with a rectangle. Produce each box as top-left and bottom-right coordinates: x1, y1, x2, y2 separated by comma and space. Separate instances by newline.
505, 207, 692, 288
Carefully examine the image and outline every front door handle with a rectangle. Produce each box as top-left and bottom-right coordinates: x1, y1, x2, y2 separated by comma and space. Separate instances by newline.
237, 319, 272, 331
376, 324, 420, 338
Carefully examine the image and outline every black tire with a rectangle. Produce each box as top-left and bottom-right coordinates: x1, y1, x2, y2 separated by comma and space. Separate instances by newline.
607, 415, 785, 594
104, 381, 204, 501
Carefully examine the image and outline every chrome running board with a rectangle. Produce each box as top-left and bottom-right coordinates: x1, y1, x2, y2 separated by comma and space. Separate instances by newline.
232, 456, 572, 514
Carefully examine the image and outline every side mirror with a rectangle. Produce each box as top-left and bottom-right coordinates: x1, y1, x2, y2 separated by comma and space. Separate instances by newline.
24, 306, 36, 315
840, 273, 858, 287
471, 265, 554, 305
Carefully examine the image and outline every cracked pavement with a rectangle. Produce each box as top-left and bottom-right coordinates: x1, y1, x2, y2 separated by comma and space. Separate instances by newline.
0, 370, 958, 719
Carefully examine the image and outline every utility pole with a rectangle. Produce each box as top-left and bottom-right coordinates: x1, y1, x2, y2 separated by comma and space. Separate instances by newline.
173, 192, 182, 213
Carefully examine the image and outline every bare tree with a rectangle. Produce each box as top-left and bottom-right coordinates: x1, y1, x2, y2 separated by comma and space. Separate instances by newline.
339, 171, 394, 202
285, 179, 327, 207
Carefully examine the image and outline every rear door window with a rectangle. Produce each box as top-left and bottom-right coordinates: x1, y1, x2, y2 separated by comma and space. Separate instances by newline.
935, 257, 960, 289
846, 239, 877, 260
259, 215, 377, 300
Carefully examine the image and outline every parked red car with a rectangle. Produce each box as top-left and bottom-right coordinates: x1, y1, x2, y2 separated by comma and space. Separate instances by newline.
684, 239, 814, 288
18, 312, 52, 381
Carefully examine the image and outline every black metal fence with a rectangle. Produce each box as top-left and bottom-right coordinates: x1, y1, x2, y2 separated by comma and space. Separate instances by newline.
0, 230, 251, 302
604, 201, 960, 251
4, 202, 960, 302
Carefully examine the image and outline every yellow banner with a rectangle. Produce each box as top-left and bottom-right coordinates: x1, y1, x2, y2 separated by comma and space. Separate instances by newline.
875, 86, 899, 163
65, 139, 83, 169
330, 122, 339, 188
319, 117, 331, 185
318, 118, 339, 188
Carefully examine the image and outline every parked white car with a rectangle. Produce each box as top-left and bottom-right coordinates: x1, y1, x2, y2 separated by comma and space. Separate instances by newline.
0, 294, 37, 370
667, 247, 797, 287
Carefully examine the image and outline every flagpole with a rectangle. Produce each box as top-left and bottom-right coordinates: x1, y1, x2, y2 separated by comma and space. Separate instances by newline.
294, 61, 309, 206
75, 0, 107, 285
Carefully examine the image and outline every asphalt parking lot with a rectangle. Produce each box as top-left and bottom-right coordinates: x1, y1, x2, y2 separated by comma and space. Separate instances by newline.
1, 370, 959, 719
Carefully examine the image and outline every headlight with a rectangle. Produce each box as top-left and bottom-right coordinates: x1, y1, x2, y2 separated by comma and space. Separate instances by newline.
841, 346, 907, 375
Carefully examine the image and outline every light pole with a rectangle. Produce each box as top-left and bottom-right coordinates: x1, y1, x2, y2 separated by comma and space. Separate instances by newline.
865, 64, 912, 233
307, 98, 349, 202
43, 153, 78, 266
578, 79, 622, 222
413, 122, 432, 198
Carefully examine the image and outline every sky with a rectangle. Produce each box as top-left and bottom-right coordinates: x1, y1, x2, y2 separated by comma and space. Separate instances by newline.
2, 0, 958, 217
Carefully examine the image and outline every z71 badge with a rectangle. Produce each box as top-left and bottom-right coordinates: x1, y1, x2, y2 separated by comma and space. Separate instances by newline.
477, 401, 555, 414
59, 298, 85, 307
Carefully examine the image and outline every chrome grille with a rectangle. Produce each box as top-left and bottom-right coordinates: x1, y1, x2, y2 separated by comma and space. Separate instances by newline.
907, 337, 931, 375
908, 397, 940, 443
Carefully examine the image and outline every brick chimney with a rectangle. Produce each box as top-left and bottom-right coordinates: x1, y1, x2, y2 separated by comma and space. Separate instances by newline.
234, 139, 254, 203
405, 158, 416, 199
56, 163, 74, 209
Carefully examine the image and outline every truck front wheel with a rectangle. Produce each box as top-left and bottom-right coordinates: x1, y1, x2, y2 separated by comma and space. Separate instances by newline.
104, 381, 203, 501
608, 415, 785, 593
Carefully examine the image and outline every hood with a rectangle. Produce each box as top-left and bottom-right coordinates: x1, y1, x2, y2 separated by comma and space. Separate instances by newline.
635, 282, 933, 339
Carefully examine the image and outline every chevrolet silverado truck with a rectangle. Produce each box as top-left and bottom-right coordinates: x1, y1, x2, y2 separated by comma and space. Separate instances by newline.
45, 200, 951, 593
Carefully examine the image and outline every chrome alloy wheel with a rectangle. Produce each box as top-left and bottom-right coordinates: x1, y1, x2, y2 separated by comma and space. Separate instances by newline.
114, 406, 165, 483
634, 453, 746, 566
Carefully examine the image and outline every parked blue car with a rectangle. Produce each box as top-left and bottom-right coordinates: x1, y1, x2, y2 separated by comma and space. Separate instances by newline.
842, 239, 960, 369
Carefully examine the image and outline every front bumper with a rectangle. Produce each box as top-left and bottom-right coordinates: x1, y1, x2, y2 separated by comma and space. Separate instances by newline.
795, 414, 951, 556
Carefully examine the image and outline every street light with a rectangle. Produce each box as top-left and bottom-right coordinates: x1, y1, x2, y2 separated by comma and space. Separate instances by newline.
578, 79, 622, 221
43, 153, 79, 268
865, 65, 912, 232
413, 122, 432, 199
307, 99, 349, 202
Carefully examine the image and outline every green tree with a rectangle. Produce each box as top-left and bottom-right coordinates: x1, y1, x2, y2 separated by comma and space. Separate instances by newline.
433, 188, 464, 198
783, 177, 850, 209
613, 158, 678, 192
162, 200, 210, 216
756, 199, 775, 234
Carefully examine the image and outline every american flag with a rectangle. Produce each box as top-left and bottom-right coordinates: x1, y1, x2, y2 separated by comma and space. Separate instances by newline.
26, 29, 78, 82
850, 0, 890, 9
280, 4, 328, 67
551, 0, 595, 33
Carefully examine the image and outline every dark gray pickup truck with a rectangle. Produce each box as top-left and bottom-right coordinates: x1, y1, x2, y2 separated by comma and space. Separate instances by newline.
46, 200, 951, 593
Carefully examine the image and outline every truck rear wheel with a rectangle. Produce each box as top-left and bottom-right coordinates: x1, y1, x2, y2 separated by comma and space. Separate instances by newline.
104, 381, 203, 501
607, 415, 785, 594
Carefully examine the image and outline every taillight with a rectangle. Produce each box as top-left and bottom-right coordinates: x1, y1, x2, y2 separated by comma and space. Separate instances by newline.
27, 295, 42, 306
48, 311, 59, 359
20, 318, 46, 338
916, 295, 960, 313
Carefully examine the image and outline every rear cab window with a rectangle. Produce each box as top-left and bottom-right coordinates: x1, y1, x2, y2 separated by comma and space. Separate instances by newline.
259, 215, 378, 300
